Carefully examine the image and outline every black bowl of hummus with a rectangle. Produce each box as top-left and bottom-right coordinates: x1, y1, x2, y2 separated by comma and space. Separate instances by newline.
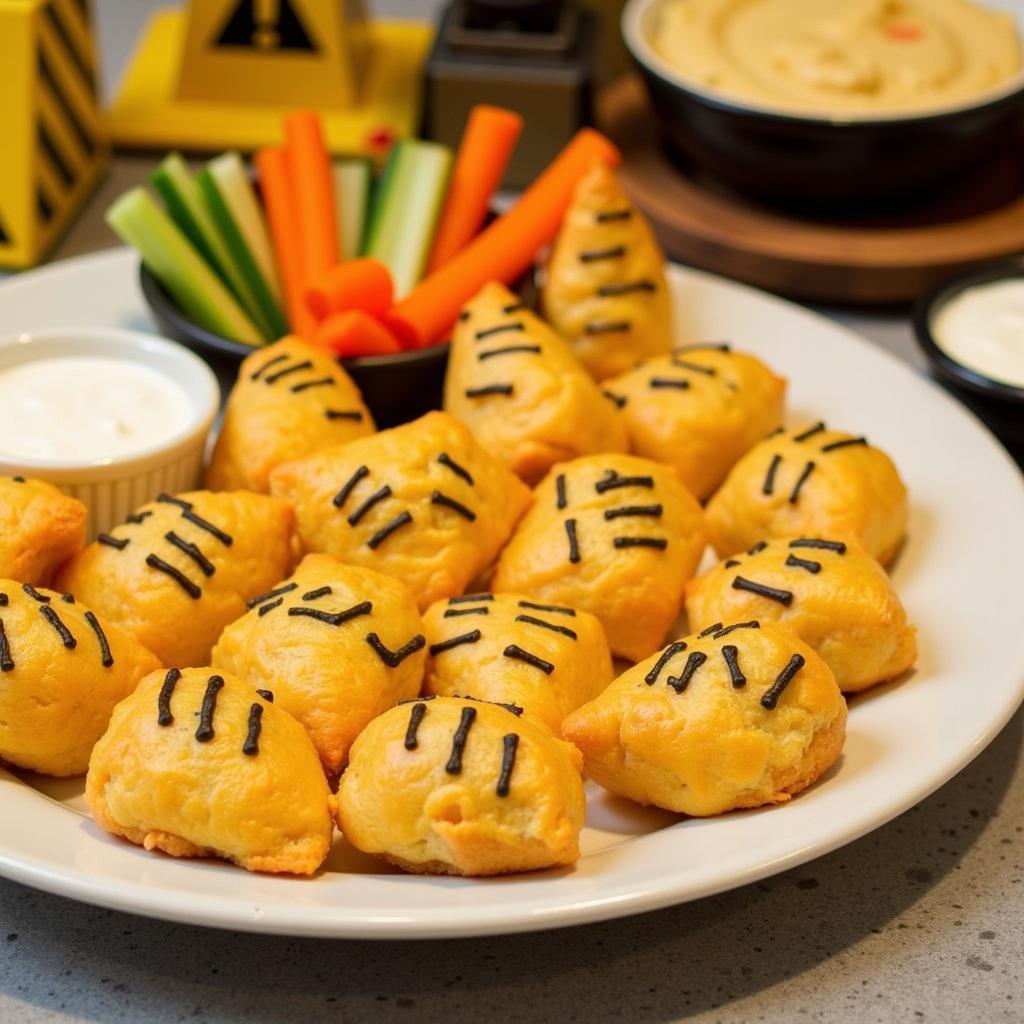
622, 0, 1024, 207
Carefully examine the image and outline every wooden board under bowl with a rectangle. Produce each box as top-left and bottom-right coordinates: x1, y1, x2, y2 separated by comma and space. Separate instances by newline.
596, 76, 1024, 305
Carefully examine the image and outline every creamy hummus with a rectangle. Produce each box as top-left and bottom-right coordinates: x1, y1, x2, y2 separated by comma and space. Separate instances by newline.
651, 0, 1021, 115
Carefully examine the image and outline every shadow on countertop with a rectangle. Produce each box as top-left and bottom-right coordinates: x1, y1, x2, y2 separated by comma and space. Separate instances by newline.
1, 708, 1021, 1024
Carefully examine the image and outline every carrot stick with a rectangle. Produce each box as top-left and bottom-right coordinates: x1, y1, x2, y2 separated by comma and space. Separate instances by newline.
426, 105, 523, 272
284, 111, 341, 299
387, 129, 620, 349
306, 258, 394, 321
313, 310, 402, 358
255, 147, 316, 339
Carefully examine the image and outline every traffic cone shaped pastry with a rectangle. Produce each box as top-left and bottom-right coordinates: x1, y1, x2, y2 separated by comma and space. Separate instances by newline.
542, 163, 672, 380
206, 336, 374, 494
444, 281, 628, 484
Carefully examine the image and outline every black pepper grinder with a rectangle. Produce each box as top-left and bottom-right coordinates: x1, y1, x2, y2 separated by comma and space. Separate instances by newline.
421, 0, 598, 188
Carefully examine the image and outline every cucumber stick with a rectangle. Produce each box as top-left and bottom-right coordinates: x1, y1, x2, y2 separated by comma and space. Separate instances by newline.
107, 188, 263, 346
332, 158, 373, 261
197, 165, 288, 339
207, 152, 284, 305
364, 141, 453, 298
150, 154, 273, 340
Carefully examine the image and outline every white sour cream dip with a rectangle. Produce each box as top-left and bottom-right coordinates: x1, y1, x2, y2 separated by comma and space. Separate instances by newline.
0, 356, 193, 462
931, 280, 1024, 390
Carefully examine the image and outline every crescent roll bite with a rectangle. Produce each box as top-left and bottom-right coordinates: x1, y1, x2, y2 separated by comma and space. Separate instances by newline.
56, 490, 298, 668
269, 411, 532, 610
0, 475, 86, 586
705, 423, 909, 566
444, 281, 628, 484
337, 696, 585, 876
542, 162, 672, 380
86, 668, 335, 874
492, 454, 706, 662
212, 554, 426, 778
562, 621, 846, 816
686, 536, 917, 692
422, 591, 613, 732
206, 336, 374, 493
603, 343, 787, 501
0, 580, 160, 776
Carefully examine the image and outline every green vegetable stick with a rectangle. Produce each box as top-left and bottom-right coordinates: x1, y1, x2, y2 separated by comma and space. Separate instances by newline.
107, 187, 264, 346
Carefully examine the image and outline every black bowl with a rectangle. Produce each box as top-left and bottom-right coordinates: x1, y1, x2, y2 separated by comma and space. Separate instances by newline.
622, 0, 1024, 208
912, 258, 1024, 466
140, 264, 449, 428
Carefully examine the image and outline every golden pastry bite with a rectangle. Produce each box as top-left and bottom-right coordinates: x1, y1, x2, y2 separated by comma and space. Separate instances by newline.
422, 592, 613, 732
0, 580, 160, 776
492, 454, 706, 662
562, 620, 846, 816
206, 336, 374, 493
86, 668, 334, 874
603, 343, 787, 501
269, 411, 532, 611
541, 162, 672, 380
56, 491, 298, 668
337, 696, 585, 876
212, 553, 426, 778
443, 281, 628, 485
0, 475, 86, 586
686, 536, 917, 693
705, 422, 909, 566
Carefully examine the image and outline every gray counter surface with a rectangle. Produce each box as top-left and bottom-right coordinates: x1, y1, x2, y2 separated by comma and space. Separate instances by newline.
1, 2, 1022, 1020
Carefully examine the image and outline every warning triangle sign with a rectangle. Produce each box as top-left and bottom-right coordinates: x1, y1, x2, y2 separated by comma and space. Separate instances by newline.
213, 0, 318, 52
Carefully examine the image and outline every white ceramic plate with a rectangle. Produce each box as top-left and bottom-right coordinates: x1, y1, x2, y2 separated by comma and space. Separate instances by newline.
1, 249, 1023, 939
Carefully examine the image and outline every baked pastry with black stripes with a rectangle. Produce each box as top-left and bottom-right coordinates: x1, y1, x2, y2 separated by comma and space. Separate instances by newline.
0, 475, 86, 586
705, 423, 909, 566
602, 343, 786, 501
541, 162, 672, 380
443, 281, 627, 485
562, 620, 846, 816
686, 536, 917, 692
269, 411, 532, 610
56, 491, 298, 667
212, 553, 426, 778
422, 591, 612, 732
0, 579, 160, 776
492, 454, 706, 662
336, 696, 585, 876
206, 336, 374, 493
86, 667, 334, 874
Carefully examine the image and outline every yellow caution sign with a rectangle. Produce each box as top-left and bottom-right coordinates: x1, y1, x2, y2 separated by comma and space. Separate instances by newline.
108, 1, 431, 158
0, 0, 108, 269
178, 0, 368, 109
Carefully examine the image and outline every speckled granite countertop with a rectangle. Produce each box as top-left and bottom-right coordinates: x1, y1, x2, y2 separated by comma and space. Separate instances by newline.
1, 3, 1022, 1020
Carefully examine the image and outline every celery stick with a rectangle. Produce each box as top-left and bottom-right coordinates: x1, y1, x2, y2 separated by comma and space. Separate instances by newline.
197, 166, 288, 339
208, 152, 283, 305
364, 141, 453, 297
107, 188, 263, 346
332, 158, 373, 261
151, 154, 273, 339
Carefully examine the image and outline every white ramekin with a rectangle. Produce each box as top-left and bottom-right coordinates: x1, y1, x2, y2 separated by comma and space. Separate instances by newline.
0, 328, 220, 539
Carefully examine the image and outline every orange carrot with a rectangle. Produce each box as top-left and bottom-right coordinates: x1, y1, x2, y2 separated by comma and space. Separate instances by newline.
427, 105, 523, 272
387, 129, 620, 349
255, 147, 316, 339
313, 310, 402, 358
284, 111, 340, 299
306, 259, 394, 321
